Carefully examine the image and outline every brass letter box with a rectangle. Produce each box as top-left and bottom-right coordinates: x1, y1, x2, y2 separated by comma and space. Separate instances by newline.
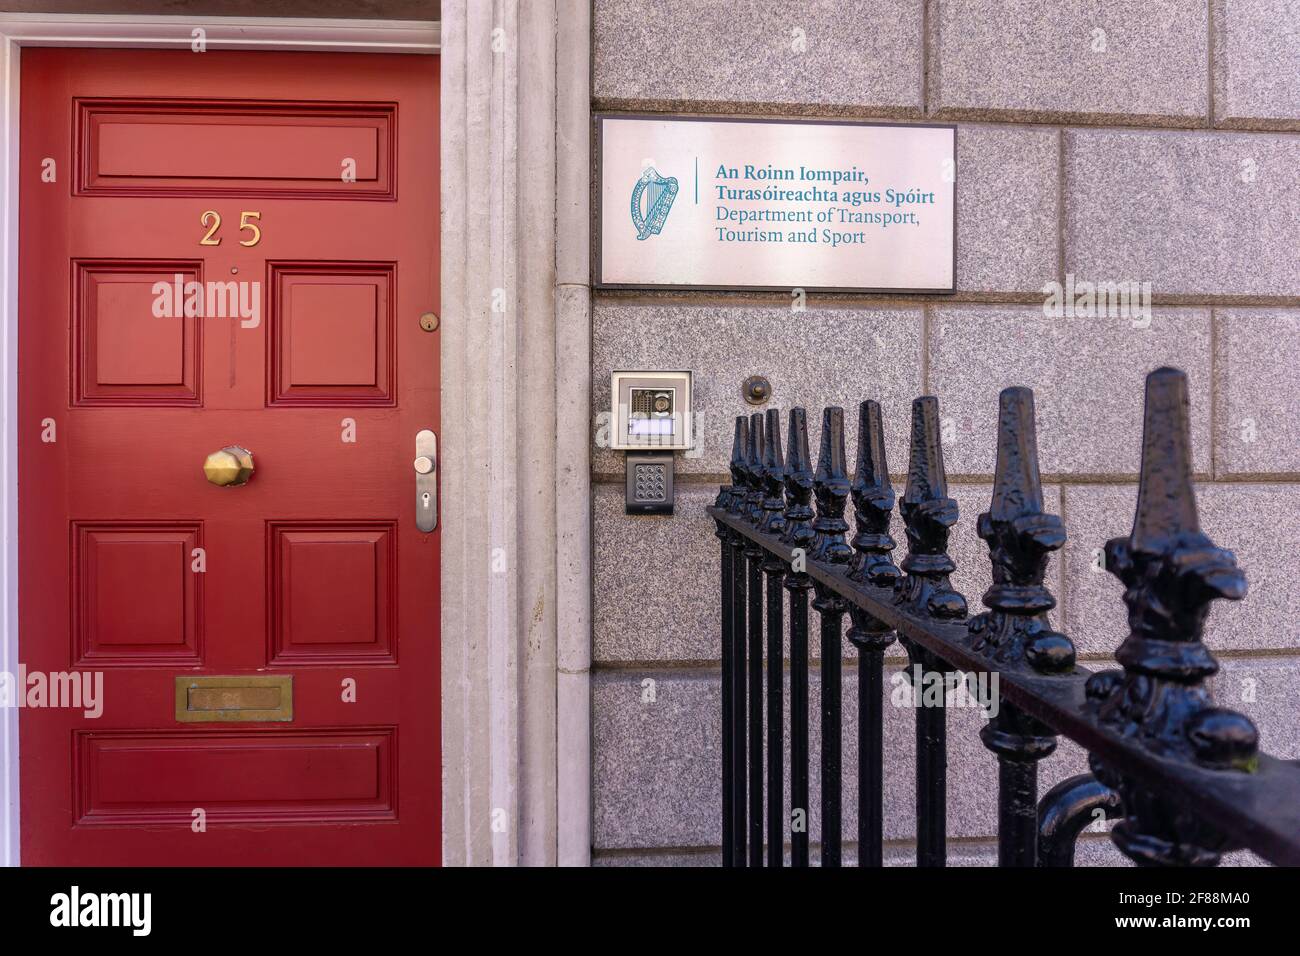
174, 675, 293, 723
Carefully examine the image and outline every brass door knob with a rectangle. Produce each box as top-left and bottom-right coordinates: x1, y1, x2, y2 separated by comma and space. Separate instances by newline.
203, 446, 255, 486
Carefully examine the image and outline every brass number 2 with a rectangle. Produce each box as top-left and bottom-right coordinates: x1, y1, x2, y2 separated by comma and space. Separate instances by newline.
198, 210, 262, 247
199, 210, 221, 245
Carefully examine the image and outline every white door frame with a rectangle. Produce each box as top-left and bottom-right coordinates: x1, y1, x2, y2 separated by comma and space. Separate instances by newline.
438, 0, 591, 866
0, 12, 465, 867
0, 6, 590, 869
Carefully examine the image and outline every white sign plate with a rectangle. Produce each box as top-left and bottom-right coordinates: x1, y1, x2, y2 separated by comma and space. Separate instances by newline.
597, 115, 956, 293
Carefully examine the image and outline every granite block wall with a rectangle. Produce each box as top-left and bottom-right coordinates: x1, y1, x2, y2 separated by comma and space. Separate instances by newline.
589, 0, 1299, 865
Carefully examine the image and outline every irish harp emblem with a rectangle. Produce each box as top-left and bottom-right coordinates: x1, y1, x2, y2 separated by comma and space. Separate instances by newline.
630, 166, 679, 240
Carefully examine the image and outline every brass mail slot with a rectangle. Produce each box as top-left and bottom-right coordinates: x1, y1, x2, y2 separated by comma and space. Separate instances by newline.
174, 676, 293, 723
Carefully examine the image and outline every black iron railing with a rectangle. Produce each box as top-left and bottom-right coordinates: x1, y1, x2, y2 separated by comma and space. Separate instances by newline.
711, 367, 1300, 867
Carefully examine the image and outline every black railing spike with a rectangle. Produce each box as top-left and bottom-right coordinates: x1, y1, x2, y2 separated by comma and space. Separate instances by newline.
745, 605, 764, 871
758, 407, 787, 865
988, 385, 1045, 520
904, 395, 949, 503
896, 396, 966, 619
972, 387, 1077, 866
781, 405, 814, 867
758, 408, 787, 535
726, 416, 749, 517
811, 407, 852, 564
845, 399, 899, 867
741, 411, 767, 864
713, 420, 741, 866
809, 405, 851, 866
781, 407, 815, 548
895, 398, 963, 866
717, 416, 746, 510
848, 400, 900, 587
726, 412, 754, 863
745, 412, 766, 524
969, 386, 1074, 674
1130, 367, 1202, 553
1086, 366, 1257, 867
723, 413, 751, 865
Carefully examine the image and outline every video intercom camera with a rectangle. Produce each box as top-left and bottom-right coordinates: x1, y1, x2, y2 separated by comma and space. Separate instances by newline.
610, 370, 693, 451
611, 371, 693, 514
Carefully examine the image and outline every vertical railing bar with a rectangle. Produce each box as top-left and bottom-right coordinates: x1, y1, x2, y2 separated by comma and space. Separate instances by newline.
759, 408, 788, 867
916, 684, 947, 867
896, 395, 966, 869
730, 526, 747, 865
859, 643, 885, 864
818, 610, 843, 866
748, 553, 763, 866
788, 582, 809, 867
970, 386, 1075, 867
782, 407, 814, 867
811, 407, 852, 868
764, 566, 783, 866
1083, 368, 1256, 866
745, 412, 765, 867
996, 744, 1040, 867
719, 525, 734, 868
726, 415, 751, 867
846, 400, 900, 867
717, 417, 745, 868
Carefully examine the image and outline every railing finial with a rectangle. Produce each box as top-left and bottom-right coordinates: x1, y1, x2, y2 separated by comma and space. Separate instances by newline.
988, 386, 1045, 521
904, 395, 949, 504
897, 396, 966, 618
718, 416, 746, 511
811, 407, 852, 564
969, 386, 1074, 673
745, 411, 766, 524
726, 415, 749, 516
1087, 367, 1257, 867
758, 408, 787, 535
845, 400, 899, 866
1129, 366, 1202, 552
781, 408, 815, 548
972, 387, 1075, 865
848, 400, 899, 587
1105, 367, 1247, 663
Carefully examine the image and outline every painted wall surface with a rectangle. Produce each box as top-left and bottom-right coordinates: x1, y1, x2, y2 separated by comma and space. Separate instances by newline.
589, 0, 1300, 866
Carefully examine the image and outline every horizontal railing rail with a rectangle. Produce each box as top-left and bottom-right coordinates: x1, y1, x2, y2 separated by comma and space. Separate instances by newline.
711, 368, 1300, 867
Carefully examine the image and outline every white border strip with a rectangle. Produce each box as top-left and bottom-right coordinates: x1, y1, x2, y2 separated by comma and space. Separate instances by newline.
0, 12, 438, 868
0, 18, 20, 872
0, 13, 439, 52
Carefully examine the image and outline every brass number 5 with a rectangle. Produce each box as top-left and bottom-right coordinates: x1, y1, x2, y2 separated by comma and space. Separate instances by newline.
199, 210, 221, 245
239, 211, 262, 247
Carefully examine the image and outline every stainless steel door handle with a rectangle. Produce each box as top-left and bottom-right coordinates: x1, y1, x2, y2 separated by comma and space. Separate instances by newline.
415, 429, 437, 532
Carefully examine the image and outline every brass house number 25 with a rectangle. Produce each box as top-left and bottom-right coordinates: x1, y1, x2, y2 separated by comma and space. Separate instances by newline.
199, 210, 262, 247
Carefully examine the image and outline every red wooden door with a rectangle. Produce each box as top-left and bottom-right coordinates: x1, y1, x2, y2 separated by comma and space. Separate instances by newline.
18, 49, 440, 865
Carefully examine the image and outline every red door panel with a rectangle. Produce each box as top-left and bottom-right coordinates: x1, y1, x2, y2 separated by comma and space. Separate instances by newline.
19, 49, 440, 866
